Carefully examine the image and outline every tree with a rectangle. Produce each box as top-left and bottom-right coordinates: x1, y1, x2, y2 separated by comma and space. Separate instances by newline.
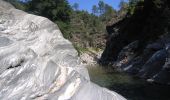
129, 0, 139, 5
118, 0, 128, 15
5, 0, 28, 10
98, 0, 105, 14
119, 0, 128, 10
100, 4, 116, 23
92, 5, 98, 15
128, 0, 143, 15
72, 3, 79, 11
104, 4, 115, 15
27, 0, 72, 22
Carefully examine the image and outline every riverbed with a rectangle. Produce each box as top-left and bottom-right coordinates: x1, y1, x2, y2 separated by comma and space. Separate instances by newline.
87, 65, 170, 100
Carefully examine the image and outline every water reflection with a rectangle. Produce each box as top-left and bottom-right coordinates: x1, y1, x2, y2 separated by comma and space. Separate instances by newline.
87, 65, 170, 100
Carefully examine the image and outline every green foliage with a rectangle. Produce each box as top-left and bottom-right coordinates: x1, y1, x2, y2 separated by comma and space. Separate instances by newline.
27, 0, 72, 23
100, 4, 116, 23
91, 2, 117, 23
5, 0, 28, 10
72, 3, 79, 11
98, 1, 105, 14
73, 44, 88, 56
92, 5, 98, 15
128, 0, 144, 15
56, 21, 72, 39
119, 0, 129, 12
69, 10, 106, 49
25, 0, 74, 43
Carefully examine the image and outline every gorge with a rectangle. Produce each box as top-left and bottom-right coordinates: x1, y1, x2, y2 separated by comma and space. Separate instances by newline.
1, 0, 170, 100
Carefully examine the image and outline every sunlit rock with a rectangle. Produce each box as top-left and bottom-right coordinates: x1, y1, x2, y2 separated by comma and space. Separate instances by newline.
0, 0, 126, 100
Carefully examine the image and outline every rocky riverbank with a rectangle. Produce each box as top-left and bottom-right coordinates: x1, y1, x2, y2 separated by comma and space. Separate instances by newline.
79, 48, 103, 65
100, 0, 170, 85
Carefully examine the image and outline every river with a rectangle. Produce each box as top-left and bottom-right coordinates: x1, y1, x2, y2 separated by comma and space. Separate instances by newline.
87, 65, 170, 100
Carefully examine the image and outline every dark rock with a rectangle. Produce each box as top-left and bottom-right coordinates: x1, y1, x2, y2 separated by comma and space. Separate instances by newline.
153, 61, 170, 84
118, 40, 139, 61
146, 42, 164, 51
99, 0, 170, 85
138, 49, 167, 79
153, 46, 170, 84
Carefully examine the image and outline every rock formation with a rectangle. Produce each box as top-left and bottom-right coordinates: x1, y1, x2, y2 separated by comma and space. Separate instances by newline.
100, 0, 170, 84
0, 0, 126, 100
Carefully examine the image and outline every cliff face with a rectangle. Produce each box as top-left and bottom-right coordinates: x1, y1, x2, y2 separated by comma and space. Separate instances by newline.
100, 0, 170, 84
0, 1, 126, 100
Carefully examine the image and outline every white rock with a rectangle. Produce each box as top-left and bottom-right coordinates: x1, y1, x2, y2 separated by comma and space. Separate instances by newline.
0, 1, 126, 100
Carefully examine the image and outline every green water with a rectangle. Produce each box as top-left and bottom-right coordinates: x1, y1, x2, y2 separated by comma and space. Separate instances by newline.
87, 65, 170, 100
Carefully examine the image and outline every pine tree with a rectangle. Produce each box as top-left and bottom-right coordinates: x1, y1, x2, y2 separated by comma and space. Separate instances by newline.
98, 1, 105, 14
92, 5, 98, 15
72, 3, 79, 11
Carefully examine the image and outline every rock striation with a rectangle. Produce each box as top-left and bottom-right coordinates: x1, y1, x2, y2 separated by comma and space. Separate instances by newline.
0, 0, 126, 100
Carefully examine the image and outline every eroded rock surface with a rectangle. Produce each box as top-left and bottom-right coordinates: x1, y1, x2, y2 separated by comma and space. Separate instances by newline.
0, 1, 126, 100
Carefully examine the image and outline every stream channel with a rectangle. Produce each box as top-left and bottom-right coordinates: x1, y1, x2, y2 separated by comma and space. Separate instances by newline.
87, 65, 170, 100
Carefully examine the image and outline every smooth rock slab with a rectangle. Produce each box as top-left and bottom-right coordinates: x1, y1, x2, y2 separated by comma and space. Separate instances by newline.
0, 0, 126, 100
0, 37, 12, 47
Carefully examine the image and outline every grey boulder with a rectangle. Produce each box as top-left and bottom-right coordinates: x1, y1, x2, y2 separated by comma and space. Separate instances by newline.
0, 0, 126, 100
